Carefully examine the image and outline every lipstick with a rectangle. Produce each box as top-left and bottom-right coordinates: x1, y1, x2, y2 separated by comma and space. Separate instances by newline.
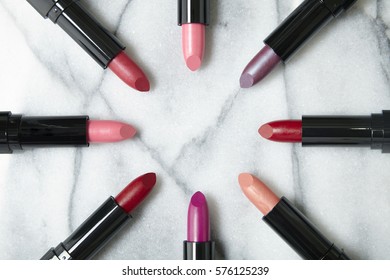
178, 0, 210, 71
41, 173, 156, 260
259, 110, 390, 153
240, 0, 357, 88
184, 192, 215, 260
238, 173, 350, 260
27, 0, 150, 92
0, 111, 136, 154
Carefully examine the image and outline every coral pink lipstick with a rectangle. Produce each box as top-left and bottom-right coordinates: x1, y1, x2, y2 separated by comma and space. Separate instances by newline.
184, 192, 215, 260
259, 110, 390, 153
0, 111, 136, 154
238, 173, 350, 260
27, 0, 150, 92
41, 173, 156, 260
240, 0, 357, 88
178, 0, 210, 71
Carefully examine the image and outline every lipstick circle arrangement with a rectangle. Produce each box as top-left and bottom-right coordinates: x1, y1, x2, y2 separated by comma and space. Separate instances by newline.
0, 0, 387, 261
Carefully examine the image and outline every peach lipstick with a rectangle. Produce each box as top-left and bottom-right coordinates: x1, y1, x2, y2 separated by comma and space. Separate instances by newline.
238, 173, 350, 260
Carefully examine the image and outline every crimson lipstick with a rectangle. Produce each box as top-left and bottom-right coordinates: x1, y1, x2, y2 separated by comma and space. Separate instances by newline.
178, 0, 210, 71
184, 192, 215, 260
238, 173, 350, 260
259, 110, 390, 153
240, 0, 357, 88
27, 0, 150, 92
41, 173, 156, 260
0, 111, 136, 154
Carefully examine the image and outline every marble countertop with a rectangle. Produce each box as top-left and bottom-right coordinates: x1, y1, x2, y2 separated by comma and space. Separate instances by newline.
0, 0, 389, 260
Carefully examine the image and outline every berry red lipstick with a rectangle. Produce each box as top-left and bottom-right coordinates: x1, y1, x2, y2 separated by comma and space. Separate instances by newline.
41, 173, 156, 260
259, 110, 390, 153
27, 0, 150, 92
238, 173, 350, 260
240, 0, 357, 88
184, 192, 215, 260
178, 0, 210, 71
0, 111, 136, 154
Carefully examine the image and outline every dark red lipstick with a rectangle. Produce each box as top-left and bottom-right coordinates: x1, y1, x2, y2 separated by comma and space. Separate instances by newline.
259, 111, 390, 153
41, 173, 156, 260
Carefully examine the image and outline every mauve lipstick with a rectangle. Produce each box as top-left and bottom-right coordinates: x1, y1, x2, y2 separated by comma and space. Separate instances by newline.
184, 192, 215, 260
27, 0, 150, 92
240, 0, 357, 88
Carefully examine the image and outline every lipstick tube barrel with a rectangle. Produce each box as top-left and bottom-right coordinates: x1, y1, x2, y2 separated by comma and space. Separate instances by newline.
41, 197, 130, 260
183, 241, 215, 260
263, 197, 349, 260
0, 111, 88, 154
264, 0, 356, 61
178, 0, 210, 25
27, 0, 124, 67
302, 111, 390, 153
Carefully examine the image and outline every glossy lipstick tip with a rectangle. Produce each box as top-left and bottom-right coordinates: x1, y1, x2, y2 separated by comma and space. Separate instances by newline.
182, 24, 205, 72
186, 55, 202, 71
187, 191, 210, 242
239, 73, 255, 88
115, 173, 157, 213
258, 124, 274, 139
238, 173, 280, 216
108, 51, 150, 92
240, 45, 281, 88
259, 120, 302, 143
87, 120, 137, 143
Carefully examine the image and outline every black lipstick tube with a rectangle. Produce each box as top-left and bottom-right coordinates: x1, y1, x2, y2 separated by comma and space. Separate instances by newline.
183, 241, 215, 260
264, 0, 357, 61
302, 110, 390, 153
41, 197, 131, 260
26, 0, 124, 68
0, 111, 88, 154
263, 197, 350, 260
178, 0, 210, 26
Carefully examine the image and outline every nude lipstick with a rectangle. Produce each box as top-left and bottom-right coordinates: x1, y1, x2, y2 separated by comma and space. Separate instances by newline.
184, 192, 215, 260
240, 0, 357, 88
0, 111, 136, 154
178, 0, 210, 71
259, 110, 390, 153
238, 173, 350, 260
41, 173, 156, 260
27, 0, 150, 92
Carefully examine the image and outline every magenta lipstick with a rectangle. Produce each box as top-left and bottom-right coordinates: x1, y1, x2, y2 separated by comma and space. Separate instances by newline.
184, 192, 215, 260
240, 0, 357, 88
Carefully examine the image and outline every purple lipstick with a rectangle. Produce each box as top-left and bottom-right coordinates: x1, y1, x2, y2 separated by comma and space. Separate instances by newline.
184, 192, 215, 260
240, 0, 357, 88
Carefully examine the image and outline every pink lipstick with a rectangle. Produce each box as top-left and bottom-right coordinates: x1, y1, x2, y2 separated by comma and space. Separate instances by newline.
184, 191, 215, 260
0, 111, 136, 154
27, 0, 150, 92
178, 0, 210, 71
41, 173, 156, 260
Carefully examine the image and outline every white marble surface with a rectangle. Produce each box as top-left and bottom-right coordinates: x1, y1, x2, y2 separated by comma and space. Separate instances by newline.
0, 0, 389, 260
